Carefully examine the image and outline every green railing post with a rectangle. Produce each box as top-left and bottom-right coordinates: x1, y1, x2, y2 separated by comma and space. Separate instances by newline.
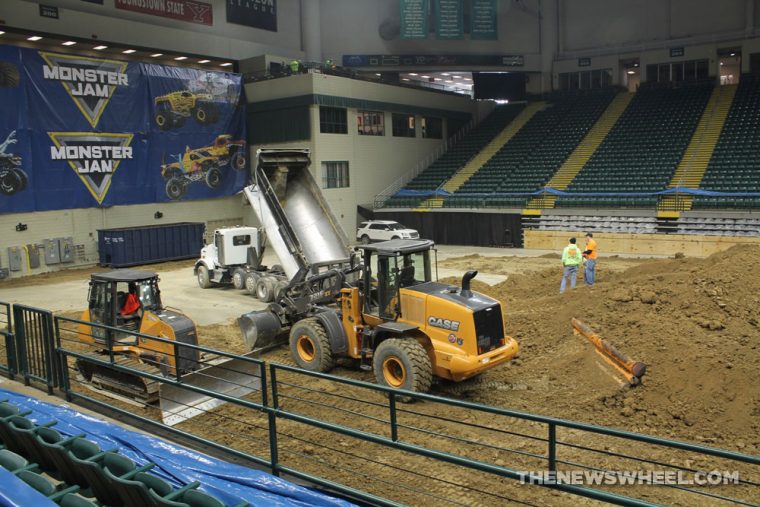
389, 392, 398, 442
174, 341, 182, 382
548, 423, 557, 472
269, 365, 280, 476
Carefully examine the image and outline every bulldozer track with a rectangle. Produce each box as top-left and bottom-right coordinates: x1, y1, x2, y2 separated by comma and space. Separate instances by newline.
76, 354, 161, 405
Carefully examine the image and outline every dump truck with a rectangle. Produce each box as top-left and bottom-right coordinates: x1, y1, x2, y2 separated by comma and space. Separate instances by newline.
75, 270, 259, 425
194, 225, 289, 301
239, 149, 519, 396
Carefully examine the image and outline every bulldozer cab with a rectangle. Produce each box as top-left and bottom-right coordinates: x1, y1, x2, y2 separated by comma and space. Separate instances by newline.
359, 239, 433, 320
87, 270, 162, 343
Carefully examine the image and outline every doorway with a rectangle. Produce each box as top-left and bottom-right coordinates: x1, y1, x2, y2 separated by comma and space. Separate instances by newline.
620, 58, 640, 92
718, 48, 741, 85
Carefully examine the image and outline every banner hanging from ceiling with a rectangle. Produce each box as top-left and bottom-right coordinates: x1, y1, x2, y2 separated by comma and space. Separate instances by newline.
226, 0, 278, 31
470, 0, 498, 40
400, 0, 429, 39
435, 0, 464, 40
0, 44, 247, 214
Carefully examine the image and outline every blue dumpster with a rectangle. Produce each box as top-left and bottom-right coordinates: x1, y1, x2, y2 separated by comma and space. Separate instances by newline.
97, 222, 205, 268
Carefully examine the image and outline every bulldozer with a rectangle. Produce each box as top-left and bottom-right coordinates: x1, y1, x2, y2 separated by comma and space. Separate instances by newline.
76, 270, 259, 423
238, 149, 520, 396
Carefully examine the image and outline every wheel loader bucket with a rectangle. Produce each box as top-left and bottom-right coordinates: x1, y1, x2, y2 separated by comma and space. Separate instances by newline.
238, 310, 286, 353
159, 351, 262, 426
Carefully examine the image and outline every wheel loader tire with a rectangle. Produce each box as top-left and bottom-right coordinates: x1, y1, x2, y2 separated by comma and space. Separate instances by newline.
373, 338, 432, 400
256, 276, 275, 302
361, 235, 370, 245
289, 318, 334, 372
232, 268, 247, 290
197, 265, 211, 288
244, 272, 260, 295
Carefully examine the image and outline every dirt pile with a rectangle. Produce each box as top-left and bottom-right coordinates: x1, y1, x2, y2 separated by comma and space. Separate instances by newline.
448, 245, 760, 453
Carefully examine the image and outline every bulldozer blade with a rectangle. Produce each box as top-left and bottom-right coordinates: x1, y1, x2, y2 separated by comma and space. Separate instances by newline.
159, 352, 261, 426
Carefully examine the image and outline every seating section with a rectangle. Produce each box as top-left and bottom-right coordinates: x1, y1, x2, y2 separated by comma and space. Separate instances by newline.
0, 400, 245, 507
554, 81, 714, 209
444, 90, 616, 209
693, 75, 760, 209
526, 215, 658, 234
384, 104, 524, 207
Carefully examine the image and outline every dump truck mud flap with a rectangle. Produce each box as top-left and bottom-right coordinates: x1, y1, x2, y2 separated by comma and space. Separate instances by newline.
159, 351, 262, 426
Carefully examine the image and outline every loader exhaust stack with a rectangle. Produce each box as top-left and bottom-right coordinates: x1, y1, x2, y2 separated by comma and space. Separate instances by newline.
461, 270, 478, 298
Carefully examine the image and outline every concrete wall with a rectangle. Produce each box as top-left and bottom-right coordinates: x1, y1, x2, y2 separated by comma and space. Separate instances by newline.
248, 73, 477, 236
0, 196, 247, 278
525, 230, 760, 258
1, 0, 304, 61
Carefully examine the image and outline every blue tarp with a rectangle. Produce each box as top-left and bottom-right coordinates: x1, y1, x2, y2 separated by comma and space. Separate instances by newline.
393, 186, 760, 198
0, 388, 353, 507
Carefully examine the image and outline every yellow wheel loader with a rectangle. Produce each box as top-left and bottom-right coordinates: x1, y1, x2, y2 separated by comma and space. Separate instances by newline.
237, 149, 519, 397
76, 270, 260, 424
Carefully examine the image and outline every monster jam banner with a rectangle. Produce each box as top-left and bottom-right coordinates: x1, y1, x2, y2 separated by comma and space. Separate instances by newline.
0, 44, 246, 213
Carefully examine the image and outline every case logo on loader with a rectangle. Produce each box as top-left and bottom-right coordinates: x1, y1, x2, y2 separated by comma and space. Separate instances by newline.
49, 132, 134, 204
428, 316, 460, 331
40, 52, 129, 128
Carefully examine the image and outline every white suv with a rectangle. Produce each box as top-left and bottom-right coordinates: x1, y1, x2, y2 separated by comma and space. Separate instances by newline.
356, 220, 420, 244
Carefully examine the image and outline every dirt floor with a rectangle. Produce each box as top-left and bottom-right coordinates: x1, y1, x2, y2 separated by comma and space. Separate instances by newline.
12, 248, 760, 505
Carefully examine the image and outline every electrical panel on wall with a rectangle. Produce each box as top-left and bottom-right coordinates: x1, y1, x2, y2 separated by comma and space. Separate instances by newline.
59, 237, 75, 263
27, 244, 41, 269
44, 239, 61, 265
7, 247, 23, 271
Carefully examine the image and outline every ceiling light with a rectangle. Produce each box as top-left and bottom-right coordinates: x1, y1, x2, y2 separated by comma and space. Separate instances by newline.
198, 59, 210, 64
433, 78, 442, 81
375, 73, 381, 76
0, 31, 5, 36
93, 45, 108, 50
220, 62, 233, 67
420, 75, 430, 79
174, 56, 188, 61
402, 78, 410, 81
627, 70, 635, 74
122, 49, 136, 54
409, 73, 418, 76
453, 75, 462, 79
150, 53, 163, 58
27, 36, 43, 41
730, 52, 736, 56
441, 73, 450, 76
720, 62, 724, 66
62, 41, 77, 46
464, 77, 472, 81
634, 63, 639, 67
445, 80, 453, 83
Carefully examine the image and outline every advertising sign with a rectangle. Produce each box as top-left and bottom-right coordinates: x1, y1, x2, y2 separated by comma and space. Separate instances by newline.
114, 0, 213, 26
226, 0, 277, 31
0, 44, 247, 213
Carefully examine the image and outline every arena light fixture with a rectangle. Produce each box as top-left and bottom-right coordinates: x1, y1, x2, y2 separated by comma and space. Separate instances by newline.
220, 62, 233, 67
420, 75, 430, 79
27, 36, 43, 41
464, 77, 472, 81
627, 70, 635, 74
441, 73, 450, 76
122, 49, 136, 54
433, 77, 442, 81
0, 31, 5, 36
93, 45, 108, 50
174, 56, 188, 61
453, 75, 462, 79
445, 80, 453, 83
150, 53, 163, 57
408, 73, 418, 76
401, 78, 410, 81
198, 59, 210, 64
62, 41, 77, 46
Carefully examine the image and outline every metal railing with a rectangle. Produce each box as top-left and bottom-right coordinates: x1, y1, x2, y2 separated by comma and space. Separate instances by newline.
0, 301, 757, 506
12, 304, 57, 393
0, 302, 16, 380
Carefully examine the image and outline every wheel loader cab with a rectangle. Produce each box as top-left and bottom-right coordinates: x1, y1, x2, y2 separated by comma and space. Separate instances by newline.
359, 239, 433, 320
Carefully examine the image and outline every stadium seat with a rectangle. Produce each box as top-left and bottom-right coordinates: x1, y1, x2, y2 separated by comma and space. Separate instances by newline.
7, 415, 59, 473
67, 441, 126, 506
135, 471, 201, 507
0, 449, 38, 474
16, 470, 79, 503
35, 427, 88, 486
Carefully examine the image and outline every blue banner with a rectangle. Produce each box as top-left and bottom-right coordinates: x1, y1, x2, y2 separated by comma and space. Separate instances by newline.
0, 44, 247, 213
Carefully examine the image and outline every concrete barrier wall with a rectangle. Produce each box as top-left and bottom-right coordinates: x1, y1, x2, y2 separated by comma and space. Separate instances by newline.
524, 230, 760, 257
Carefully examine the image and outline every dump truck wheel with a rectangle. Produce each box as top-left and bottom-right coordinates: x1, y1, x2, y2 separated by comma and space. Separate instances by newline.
256, 277, 275, 302
244, 272, 260, 295
289, 318, 334, 372
205, 167, 222, 189
232, 268, 247, 290
373, 338, 432, 400
197, 265, 211, 288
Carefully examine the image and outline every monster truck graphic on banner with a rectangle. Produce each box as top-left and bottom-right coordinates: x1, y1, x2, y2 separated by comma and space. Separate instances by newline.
0, 44, 246, 213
